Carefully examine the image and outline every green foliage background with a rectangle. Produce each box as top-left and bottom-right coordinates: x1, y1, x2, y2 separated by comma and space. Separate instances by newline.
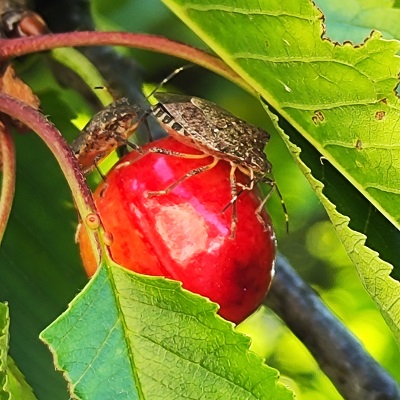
0, 0, 399, 399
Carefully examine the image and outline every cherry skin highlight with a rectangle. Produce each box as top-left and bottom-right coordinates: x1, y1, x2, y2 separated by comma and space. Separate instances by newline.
78, 136, 276, 323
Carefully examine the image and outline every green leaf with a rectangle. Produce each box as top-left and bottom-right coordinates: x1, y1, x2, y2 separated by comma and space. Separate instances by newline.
265, 106, 400, 343
5, 358, 38, 400
0, 302, 9, 399
0, 303, 37, 400
161, 0, 400, 342
41, 263, 293, 400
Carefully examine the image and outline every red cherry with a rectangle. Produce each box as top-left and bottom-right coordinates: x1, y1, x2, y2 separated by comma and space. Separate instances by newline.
78, 136, 276, 323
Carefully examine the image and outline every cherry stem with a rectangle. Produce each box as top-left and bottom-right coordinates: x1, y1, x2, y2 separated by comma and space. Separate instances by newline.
0, 93, 102, 264
0, 121, 15, 245
0, 32, 255, 95
265, 254, 400, 400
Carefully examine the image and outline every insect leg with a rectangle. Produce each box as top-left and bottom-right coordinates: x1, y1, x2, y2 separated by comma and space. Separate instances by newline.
229, 163, 238, 239
116, 146, 210, 170
145, 148, 210, 159
220, 165, 254, 215
237, 166, 255, 191
146, 156, 218, 197
108, 131, 143, 153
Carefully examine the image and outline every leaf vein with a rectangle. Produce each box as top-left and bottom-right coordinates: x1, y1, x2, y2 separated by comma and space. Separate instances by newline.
323, 141, 400, 150
132, 332, 261, 399
73, 319, 120, 388
233, 54, 386, 82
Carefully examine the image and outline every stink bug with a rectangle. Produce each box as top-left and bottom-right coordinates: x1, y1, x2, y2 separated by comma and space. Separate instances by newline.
71, 65, 191, 174
72, 98, 141, 173
151, 93, 271, 176
145, 93, 285, 237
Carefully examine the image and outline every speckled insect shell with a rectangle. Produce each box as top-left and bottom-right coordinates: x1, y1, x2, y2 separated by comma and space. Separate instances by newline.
152, 93, 272, 175
72, 98, 141, 173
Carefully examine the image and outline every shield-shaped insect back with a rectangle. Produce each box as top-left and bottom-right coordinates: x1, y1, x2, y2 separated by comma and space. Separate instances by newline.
72, 98, 142, 174
151, 92, 288, 236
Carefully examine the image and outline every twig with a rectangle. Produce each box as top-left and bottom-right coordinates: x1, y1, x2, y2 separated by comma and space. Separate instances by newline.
35, 0, 146, 104
0, 32, 254, 95
34, 1, 160, 139
265, 254, 400, 400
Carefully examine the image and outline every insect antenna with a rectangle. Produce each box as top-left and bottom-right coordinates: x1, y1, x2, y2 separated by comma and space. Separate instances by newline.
147, 64, 193, 100
132, 64, 194, 143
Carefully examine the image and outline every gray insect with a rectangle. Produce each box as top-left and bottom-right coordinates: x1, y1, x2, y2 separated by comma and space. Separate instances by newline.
147, 93, 282, 237
71, 66, 191, 174
152, 93, 271, 177
72, 98, 141, 174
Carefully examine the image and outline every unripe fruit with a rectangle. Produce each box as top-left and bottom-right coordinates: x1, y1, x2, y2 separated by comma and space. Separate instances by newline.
78, 137, 276, 323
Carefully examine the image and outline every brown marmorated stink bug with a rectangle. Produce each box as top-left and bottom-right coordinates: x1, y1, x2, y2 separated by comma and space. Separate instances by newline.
72, 66, 189, 172
147, 93, 287, 236
72, 98, 141, 174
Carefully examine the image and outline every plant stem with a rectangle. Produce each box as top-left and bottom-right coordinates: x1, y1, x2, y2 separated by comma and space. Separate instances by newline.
0, 121, 15, 245
0, 93, 102, 264
51, 47, 113, 107
35, 0, 145, 103
265, 254, 400, 400
0, 32, 255, 95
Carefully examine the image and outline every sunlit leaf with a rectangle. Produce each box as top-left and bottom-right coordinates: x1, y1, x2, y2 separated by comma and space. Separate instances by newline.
41, 263, 293, 400
0, 303, 37, 400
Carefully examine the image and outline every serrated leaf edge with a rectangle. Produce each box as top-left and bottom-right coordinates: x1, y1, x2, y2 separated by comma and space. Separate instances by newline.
265, 108, 400, 343
41, 261, 293, 399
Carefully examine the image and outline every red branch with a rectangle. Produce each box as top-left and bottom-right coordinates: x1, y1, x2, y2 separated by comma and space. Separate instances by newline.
0, 31, 255, 94
0, 121, 15, 244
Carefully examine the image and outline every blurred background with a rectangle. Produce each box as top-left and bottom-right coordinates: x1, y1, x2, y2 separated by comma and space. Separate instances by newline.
0, 0, 399, 399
